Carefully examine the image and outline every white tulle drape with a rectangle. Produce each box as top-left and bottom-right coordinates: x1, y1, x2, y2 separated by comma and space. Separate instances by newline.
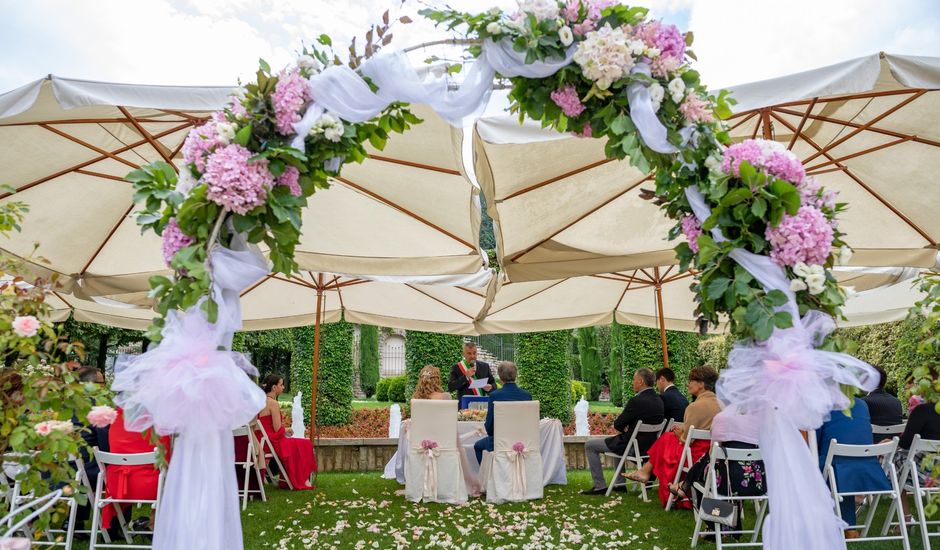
113, 232, 268, 550
685, 187, 878, 549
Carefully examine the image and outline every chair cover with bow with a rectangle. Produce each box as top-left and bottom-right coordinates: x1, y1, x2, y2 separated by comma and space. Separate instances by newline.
404, 400, 466, 504
482, 401, 543, 503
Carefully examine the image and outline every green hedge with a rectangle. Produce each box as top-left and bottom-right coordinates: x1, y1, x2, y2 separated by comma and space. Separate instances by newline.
232, 328, 294, 391
622, 326, 702, 401
577, 326, 602, 400
290, 321, 353, 426
387, 375, 407, 403
608, 321, 625, 407
405, 331, 462, 397
359, 325, 380, 397
568, 331, 581, 380
516, 330, 572, 423
376, 377, 392, 402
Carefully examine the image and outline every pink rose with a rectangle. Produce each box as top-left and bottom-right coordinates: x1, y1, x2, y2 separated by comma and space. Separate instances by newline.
12, 315, 40, 337
512, 441, 526, 453
87, 405, 118, 428
34, 421, 52, 436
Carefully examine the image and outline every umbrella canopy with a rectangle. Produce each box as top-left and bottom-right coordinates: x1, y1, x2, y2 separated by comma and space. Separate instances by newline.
0, 76, 484, 296
49, 270, 494, 336
474, 53, 940, 283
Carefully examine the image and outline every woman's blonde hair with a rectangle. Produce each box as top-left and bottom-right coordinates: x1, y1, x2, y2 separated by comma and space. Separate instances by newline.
412, 365, 443, 400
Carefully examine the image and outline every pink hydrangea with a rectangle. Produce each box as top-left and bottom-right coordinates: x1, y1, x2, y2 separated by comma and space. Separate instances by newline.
226, 95, 249, 120
181, 122, 224, 173
575, 123, 593, 138
765, 206, 834, 267
203, 144, 274, 215
798, 177, 838, 210
272, 68, 311, 135
585, 0, 616, 20
681, 215, 703, 253
721, 139, 806, 185
679, 94, 713, 124
161, 218, 194, 267
276, 165, 303, 197
651, 55, 682, 78
550, 85, 585, 117
12, 315, 40, 337
87, 405, 118, 428
763, 151, 805, 184
720, 140, 764, 177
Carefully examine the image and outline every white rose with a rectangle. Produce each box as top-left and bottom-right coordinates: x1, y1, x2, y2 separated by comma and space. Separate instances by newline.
488, 7, 501, 16
176, 169, 198, 196
704, 154, 722, 172
645, 47, 661, 58
297, 54, 321, 73
808, 283, 826, 296
649, 82, 664, 113
809, 263, 825, 275
804, 273, 826, 294
792, 262, 812, 278
838, 245, 853, 266
790, 279, 808, 292
668, 77, 686, 104
558, 26, 574, 46
487, 22, 503, 35
627, 40, 646, 57
519, 0, 560, 22
843, 286, 858, 300
324, 121, 344, 142
215, 122, 236, 144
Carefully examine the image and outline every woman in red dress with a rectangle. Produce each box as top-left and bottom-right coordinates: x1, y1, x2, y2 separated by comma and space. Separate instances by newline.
101, 407, 172, 530
257, 374, 315, 490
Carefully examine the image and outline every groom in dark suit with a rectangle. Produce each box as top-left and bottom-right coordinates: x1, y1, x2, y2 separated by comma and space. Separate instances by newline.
656, 367, 689, 423
474, 361, 532, 463
448, 341, 495, 398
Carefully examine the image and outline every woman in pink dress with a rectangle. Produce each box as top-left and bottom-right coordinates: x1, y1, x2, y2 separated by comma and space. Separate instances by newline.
257, 374, 315, 490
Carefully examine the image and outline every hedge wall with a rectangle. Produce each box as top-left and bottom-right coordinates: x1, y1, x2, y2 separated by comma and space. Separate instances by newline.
621, 326, 702, 401
577, 327, 602, 400
608, 321, 625, 407
568, 331, 581, 380
359, 325, 380, 398
516, 330, 572, 423
232, 328, 294, 391
290, 321, 353, 426
405, 331, 463, 398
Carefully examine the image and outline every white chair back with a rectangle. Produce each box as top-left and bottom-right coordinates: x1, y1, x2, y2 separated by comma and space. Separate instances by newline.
665, 427, 711, 511
89, 447, 163, 550
94, 450, 158, 467
233, 424, 266, 510
410, 400, 459, 450
482, 401, 543, 504
405, 400, 465, 505
871, 423, 906, 436
493, 401, 540, 453
1, 489, 63, 540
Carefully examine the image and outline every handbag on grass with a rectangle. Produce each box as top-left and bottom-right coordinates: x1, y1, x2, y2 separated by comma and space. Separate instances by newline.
698, 460, 738, 527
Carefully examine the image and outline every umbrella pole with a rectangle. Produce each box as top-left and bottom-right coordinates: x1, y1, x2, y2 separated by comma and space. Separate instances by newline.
310, 276, 324, 442
654, 267, 670, 370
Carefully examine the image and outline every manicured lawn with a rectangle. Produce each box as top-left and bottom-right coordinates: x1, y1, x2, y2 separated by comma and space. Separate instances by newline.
352, 399, 397, 410
588, 401, 622, 414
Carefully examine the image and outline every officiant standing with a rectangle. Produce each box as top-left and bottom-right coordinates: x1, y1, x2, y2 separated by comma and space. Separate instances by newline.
448, 341, 495, 398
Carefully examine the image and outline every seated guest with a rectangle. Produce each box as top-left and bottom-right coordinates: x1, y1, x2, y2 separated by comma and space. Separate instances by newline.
894, 394, 940, 520
71, 367, 110, 533
816, 399, 890, 538
257, 374, 316, 490
656, 367, 689, 423
581, 368, 664, 495
623, 366, 721, 508
862, 367, 903, 427
412, 365, 451, 401
473, 362, 531, 464
101, 407, 171, 533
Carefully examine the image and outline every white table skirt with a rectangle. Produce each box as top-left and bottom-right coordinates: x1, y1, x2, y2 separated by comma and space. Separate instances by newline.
382, 418, 567, 490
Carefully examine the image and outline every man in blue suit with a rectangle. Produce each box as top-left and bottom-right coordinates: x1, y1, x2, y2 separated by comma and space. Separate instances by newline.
474, 361, 532, 464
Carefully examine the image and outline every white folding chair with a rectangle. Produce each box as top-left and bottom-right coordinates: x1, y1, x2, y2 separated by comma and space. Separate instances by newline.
2, 452, 79, 549
404, 399, 466, 504
664, 427, 710, 511
604, 419, 668, 501
233, 425, 266, 510
250, 418, 295, 490
1, 489, 63, 547
691, 443, 768, 549
871, 423, 906, 440
89, 449, 164, 550
821, 438, 908, 548
882, 436, 940, 549
480, 401, 543, 503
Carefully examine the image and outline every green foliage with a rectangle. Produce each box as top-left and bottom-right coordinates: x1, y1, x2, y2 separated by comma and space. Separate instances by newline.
404, 331, 462, 398
698, 334, 734, 370
568, 330, 581, 380
622, 326, 702, 400
906, 272, 940, 405
59, 319, 145, 369
359, 325, 380, 398
375, 377, 392, 402
516, 331, 572, 424
387, 375, 408, 403
577, 327, 602, 400
231, 328, 294, 391
570, 380, 588, 404
289, 321, 353, 427
608, 321, 625, 407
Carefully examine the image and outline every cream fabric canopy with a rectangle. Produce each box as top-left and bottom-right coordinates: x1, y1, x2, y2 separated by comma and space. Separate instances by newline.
47, 270, 495, 335
0, 76, 483, 297
474, 53, 940, 282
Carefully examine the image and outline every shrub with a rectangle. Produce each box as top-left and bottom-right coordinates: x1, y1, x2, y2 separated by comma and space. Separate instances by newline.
359, 325, 380, 397
622, 325, 702, 401
577, 326, 602, 400
290, 321, 353, 426
571, 380, 588, 404
608, 321, 625, 407
388, 375, 407, 403
405, 331, 462, 398
375, 377, 392, 402
516, 330, 572, 423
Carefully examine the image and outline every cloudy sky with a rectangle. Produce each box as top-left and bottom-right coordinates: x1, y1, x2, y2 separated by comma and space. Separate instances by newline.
1, 0, 939, 94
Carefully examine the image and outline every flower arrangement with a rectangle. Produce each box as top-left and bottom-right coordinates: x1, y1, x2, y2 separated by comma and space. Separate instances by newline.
512, 441, 526, 453
457, 408, 488, 422
420, 439, 439, 451
128, 17, 419, 340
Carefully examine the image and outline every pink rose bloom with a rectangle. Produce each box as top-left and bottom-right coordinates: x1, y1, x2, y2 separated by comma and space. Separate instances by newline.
420, 439, 438, 451
181, 121, 225, 173
87, 405, 118, 428
765, 206, 834, 267
161, 218, 194, 268
34, 422, 52, 436
681, 215, 703, 252
12, 315, 40, 337
272, 68, 311, 135
679, 94, 714, 124
276, 166, 303, 197
203, 144, 274, 215
512, 441, 526, 453
550, 85, 585, 118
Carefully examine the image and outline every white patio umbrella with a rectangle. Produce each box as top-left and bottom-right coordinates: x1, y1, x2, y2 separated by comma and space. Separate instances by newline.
0, 76, 484, 297
474, 53, 940, 283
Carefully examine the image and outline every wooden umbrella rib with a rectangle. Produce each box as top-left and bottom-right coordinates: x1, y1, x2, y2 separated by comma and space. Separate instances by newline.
335, 176, 475, 251
0, 122, 194, 200
40, 124, 140, 170
73, 169, 127, 182
405, 283, 472, 319
51, 290, 74, 309
1, 117, 187, 127
508, 173, 652, 262
737, 88, 921, 112
367, 155, 462, 176
773, 106, 940, 149
240, 274, 273, 297
728, 112, 758, 132
785, 97, 817, 150
271, 274, 317, 289
803, 136, 913, 173
801, 90, 926, 165
118, 106, 174, 165
487, 278, 569, 316
770, 111, 935, 245
503, 157, 615, 201
612, 273, 636, 313
157, 109, 208, 123
79, 203, 135, 276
